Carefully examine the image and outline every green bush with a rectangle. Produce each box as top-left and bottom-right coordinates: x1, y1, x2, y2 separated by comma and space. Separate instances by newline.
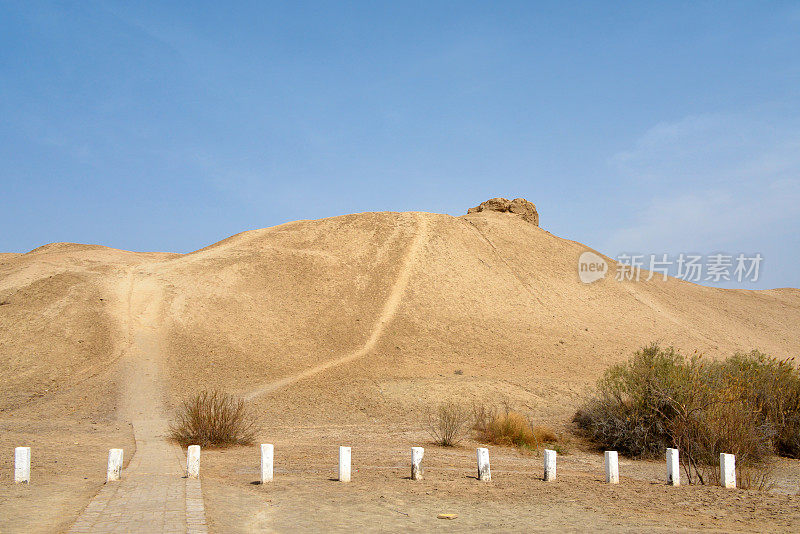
574, 343, 690, 458
574, 343, 800, 485
714, 351, 800, 458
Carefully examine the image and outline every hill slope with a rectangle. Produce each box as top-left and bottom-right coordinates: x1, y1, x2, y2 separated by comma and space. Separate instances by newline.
1, 210, 798, 427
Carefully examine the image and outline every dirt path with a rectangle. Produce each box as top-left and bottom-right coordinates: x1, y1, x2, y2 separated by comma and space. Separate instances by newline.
246, 212, 429, 400
68, 268, 208, 533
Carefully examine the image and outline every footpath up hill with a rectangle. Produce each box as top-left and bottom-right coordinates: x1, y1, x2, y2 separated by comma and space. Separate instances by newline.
1, 203, 798, 427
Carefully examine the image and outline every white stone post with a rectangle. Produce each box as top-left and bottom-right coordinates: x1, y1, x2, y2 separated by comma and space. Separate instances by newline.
187, 445, 201, 479
411, 447, 424, 480
261, 444, 274, 483
604, 451, 619, 484
14, 447, 30, 484
338, 446, 351, 482
720, 453, 736, 489
543, 449, 557, 481
106, 448, 123, 482
666, 448, 680, 486
476, 447, 491, 482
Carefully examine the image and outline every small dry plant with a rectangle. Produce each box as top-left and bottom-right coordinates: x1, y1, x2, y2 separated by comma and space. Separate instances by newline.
474, 404, 558, 450
169, 390, 259, 448
738, 463, 777, 491
423, 401, 471, 446
694, 460, 775, 490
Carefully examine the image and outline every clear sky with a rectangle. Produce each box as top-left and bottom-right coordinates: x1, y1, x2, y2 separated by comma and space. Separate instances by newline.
1, 1, 798, 289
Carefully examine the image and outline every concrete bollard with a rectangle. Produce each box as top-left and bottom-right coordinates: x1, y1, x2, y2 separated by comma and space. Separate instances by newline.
476, 447, 491, 482
720, 453, 736, 489
666, 448, 680, 486
411, 447, 424, 480
604, 451, 619, 484
106, 449, 124, 482
14, 447, 30, 484
338, 446, 351, 482
261, 444, 274, 484
187, 445, 201, 479
543, 449, 557, 481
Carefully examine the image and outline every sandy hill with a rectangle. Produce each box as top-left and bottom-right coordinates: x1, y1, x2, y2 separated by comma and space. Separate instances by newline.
1, 208, 799, 428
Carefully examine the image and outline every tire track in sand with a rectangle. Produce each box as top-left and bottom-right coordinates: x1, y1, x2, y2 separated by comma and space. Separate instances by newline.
246, 212, 429, 400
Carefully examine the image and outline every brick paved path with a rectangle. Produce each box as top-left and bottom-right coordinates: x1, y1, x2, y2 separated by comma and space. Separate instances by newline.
69, 271, 208, 533
68, 419, 208, 533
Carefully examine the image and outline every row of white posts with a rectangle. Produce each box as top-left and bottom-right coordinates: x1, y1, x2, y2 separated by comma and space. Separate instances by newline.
10, 445, 737, 488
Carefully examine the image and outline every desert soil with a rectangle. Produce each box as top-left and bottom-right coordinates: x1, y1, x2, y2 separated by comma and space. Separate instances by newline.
1, 209, 800, 532
198, 429, 800, 533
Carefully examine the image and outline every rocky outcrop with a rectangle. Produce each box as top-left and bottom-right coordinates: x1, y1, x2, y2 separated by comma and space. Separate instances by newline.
467, 197, 539, 226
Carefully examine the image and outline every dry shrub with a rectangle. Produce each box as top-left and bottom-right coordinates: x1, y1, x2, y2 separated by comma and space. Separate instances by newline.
573, 343, 687, 458
574, 343, 798, 486
715, 351, 800, 458
170, 390, 259, 448
536, 426, 559, 444
738, 463, 777, 491
474, 404, 558, 450
472, 403, 496, 435
423, 402, 471, 446
693, 458, 776, 490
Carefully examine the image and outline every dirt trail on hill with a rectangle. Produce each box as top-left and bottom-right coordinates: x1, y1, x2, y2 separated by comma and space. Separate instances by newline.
245, 212, 430, 400
118, 270, 170, 422
2, 208, 800, 532
3, 210, 799, 430
68, 267, 208, 533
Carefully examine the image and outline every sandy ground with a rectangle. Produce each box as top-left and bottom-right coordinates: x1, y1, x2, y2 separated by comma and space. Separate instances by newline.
2, 208, 800, 532
0, 419, 135, 533
197, 427, 800, 533
3, 422, 800, 532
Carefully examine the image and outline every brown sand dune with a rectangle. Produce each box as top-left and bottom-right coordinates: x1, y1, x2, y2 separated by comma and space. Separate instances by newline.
2, 208, 800, 532
159, 210, 799, 425
2, 209, 799, 423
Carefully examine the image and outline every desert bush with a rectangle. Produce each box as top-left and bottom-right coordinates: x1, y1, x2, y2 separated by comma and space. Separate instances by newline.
575, 343, 799, 485
474, 404, 558, 450
472, 402, 496, 436
423, 402, 471, 446
713, 351, 800, 458
737, 463, 777, 491
573, 343, 691, 459
170, 390, 259, 448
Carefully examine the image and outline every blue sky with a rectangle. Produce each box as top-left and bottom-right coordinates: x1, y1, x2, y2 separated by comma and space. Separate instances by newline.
1, 1, 798, 289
